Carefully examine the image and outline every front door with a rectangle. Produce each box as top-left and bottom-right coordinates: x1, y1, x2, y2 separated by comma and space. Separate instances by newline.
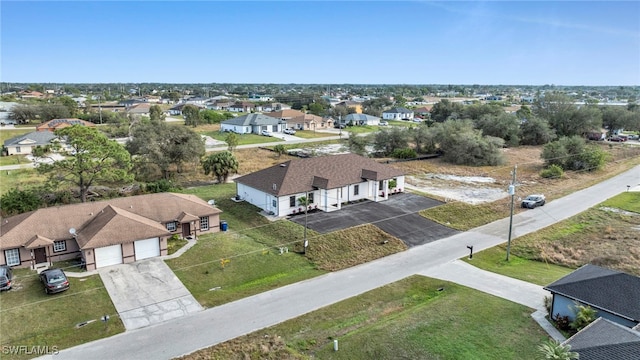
182, 222, 191, 237
34, 247, 47, 264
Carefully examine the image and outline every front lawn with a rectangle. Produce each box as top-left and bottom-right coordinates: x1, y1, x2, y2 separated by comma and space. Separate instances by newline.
462, 246, 573, 285
0, 168, 47, 196
0, 269, 124, 360
0, 155, 30, 167
202, 131, 281, 145
179, 275, 548, 360
291, 130, 336, 139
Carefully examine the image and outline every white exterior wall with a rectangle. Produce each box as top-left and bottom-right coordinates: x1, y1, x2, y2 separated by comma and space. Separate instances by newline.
383, 112, 400, 120
236, 183, 270, 213
221, 124, 251, 134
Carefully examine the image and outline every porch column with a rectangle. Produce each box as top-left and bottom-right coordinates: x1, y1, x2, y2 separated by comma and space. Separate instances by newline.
337, 188, 341, 210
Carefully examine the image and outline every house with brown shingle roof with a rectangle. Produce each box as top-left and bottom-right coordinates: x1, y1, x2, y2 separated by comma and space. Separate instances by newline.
288, 113, 334, 131
0, 193, 222, 271
36, 118, 96, 132
263, 109, 306, 121
234, 153, 405, 217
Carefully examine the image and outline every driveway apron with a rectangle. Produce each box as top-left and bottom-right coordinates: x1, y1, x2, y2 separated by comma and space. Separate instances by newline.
99, 258, 202, 330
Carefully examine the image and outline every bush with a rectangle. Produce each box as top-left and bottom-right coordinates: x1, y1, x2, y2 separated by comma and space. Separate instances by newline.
541, 136, 608, 172
540, 164, 564, 179
553, 314, 571, 331
391, 148, 417, 159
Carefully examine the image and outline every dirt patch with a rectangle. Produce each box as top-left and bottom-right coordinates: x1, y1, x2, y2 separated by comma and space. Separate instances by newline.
407, 173, 508, 205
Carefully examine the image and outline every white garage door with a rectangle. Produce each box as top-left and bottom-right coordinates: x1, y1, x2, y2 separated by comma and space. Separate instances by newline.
95, 244, 123, 268
134, 237, 160, 261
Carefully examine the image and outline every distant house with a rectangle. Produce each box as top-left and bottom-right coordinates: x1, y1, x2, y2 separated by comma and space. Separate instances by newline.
288, 114, 333, 131
19, 90, 45, 99
168, 103, 204, 116
544, 264, 640, 328
335, 101, 363, 114
382, 107, 414, 121
562, 317, 640, 360
0, 193, 222, 271
126, 103, 151, 117
234, 153, 405, 217
261, 103, 291, 112
343, 113, 381, 126
220, 113, 286, 134
228, 101, 256, 113
36, 118, 96, 132
3, 131, 59, 155
263, 109, 305, 122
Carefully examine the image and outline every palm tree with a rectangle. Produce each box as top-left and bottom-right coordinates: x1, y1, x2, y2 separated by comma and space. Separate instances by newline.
202, 151, 239, 184
538, 339, 579, 360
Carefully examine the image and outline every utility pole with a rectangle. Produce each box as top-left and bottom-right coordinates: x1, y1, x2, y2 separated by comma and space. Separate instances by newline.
303, 192, 309, 254
506, 165, 517, 261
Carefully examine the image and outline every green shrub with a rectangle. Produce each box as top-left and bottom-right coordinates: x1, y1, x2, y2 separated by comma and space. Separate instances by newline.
540, 164, 564, 179
391, 148, 417, 159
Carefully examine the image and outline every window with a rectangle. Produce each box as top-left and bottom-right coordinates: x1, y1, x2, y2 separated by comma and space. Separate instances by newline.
5, 249, 20, 266
272, 199, 277, 208
289, 196, 296, 207
308, 193, 314, 204
200, 216, 209, 231
53, 240, 66, 252
15, 147, 21, 153
166, 222, 177, 231
354, 185, 359, 196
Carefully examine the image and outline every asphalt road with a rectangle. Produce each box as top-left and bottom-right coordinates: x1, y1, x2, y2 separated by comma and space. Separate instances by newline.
41, 165, 640, 360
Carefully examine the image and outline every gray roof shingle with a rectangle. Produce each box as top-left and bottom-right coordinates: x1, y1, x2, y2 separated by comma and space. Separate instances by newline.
564, 317, 640, 360
235, 153, 404, 196
544, 264, 640, 321
222, 113, 286, 126
383, 107, 413, 114
3, 131, 58, 146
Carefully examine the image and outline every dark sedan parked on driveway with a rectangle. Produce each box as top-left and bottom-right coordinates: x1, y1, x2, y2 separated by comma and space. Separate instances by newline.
39, 268, 70, 294
521, 194, 546, 209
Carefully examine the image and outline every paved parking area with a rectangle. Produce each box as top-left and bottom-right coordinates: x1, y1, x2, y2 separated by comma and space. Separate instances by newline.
99, 258, 202, 330
291, 193, 459, 246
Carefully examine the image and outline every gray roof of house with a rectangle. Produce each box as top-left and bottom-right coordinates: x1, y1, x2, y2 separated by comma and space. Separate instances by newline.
3, 131, 58, 146
563, 317, 640, 360
544, 264, 640, 321
235, 153, 404, 196
222, 113, 285, 126
383, 107, 413, 114
343, 114, 380, 122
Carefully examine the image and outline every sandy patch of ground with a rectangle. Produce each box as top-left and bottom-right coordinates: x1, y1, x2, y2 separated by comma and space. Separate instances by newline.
407, 173, 509, 205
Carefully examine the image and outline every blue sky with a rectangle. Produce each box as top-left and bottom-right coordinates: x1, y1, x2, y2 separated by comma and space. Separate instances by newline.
2, 1, 639, 85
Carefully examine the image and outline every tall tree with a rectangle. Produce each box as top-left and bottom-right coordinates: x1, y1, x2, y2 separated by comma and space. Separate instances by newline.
373, 127, 408, 156
346, 132, 370, 156
519, 117, 556, 145
430, 99, 464, 122
127, 121, 205, 179
202, 151, 239, 184
475, 113, 521, 147
54, 96, 79, 117
38, 126, 133, 202
534, 92, 602, 137
182, 104, 202, 127
149, 105, 166, 122
225, 132, 238, 152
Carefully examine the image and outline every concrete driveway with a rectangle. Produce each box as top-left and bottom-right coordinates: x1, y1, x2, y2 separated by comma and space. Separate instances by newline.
291, 193, 459, 246
98, 258, 202, 330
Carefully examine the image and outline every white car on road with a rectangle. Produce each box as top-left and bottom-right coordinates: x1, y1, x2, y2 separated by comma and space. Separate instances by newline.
261, 130, 272, 136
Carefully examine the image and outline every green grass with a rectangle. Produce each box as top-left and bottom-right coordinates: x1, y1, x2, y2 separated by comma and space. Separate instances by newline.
0, 168, 47, 196
0, 269, 124, 360
202, 131, 281, 145
420, 202, 508, 231
601, 191, 640, 213
291, 130, 337, 139
181, 276, 548, 360
165, 232, 324, 307
343, 125, 378, 134
0, 128, 31, 144
0, 155, 31, 166
461, 246, 574, 285
167, 236, 188, 255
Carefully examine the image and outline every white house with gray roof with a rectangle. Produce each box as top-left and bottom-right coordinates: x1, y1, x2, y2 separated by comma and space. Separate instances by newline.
3, 131, 60, 155
220, 113, 286, 134
342, 113, 381, 126
382, 107, 414, 121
